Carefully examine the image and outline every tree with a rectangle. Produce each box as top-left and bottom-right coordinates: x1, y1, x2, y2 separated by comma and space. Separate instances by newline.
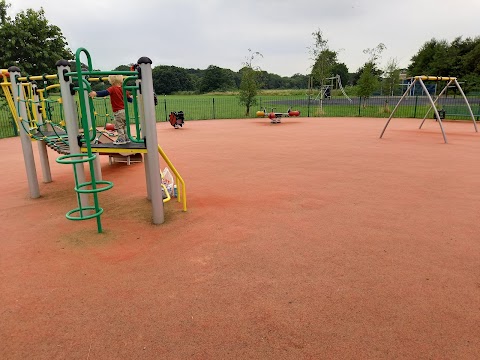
257, 71, 280, 89
199, 65, 235, 93
408, 37, 480, 93
331, 63, 349, 87
380, 58, 401, 113
309, 30, 338, 87
0, 2, 73, 76
152, 65, 194, 95
239, 49, 262, 116
461, 39, 480, 92
363, 43, 386, 67
114, 65, 131, 72
288, 73, 310, 89
357, 43, 385, 107
407, 39, 451, 76
309, 29, 338, 112
351, 63, 383, 86
382, 58, 401, 96
357, 63, 379, 107
0, 0, 10, 24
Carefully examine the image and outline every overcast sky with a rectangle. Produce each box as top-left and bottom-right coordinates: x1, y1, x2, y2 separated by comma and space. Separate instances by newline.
9, 0, 480, 77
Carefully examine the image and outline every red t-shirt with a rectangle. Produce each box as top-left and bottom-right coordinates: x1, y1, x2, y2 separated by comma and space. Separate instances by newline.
107, 86, 128, 112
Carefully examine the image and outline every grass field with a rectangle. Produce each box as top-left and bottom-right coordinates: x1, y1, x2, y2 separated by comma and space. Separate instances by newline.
1, 91, 479, 139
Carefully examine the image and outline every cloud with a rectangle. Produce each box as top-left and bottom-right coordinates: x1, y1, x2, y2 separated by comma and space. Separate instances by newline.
8, 0, 480, 76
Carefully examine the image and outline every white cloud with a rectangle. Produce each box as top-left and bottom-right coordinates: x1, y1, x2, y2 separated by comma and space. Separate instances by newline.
7, 0, 480, 76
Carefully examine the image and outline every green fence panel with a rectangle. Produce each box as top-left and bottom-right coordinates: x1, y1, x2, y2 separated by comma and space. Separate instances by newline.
0, 104, 17, 138
2, 94, 480, 140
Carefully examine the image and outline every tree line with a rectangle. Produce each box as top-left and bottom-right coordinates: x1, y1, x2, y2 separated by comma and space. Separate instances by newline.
408, 37, 480, 93
149, 66, 312, 95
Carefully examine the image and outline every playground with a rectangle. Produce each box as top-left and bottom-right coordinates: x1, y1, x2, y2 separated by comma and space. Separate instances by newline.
1, 115, 480, 359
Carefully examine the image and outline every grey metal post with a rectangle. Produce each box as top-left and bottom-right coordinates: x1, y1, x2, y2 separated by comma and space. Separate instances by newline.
56, 60, 89, 207
454, 79, 478, 132
380, 79, 417, 139
417, 78, 448, 143
31, 81, 52, 183
83, 75, 102, 180
9, 67, 40, 198
93, 156, 102, 181
137, 57, 164, 224
137, 78, 152, 200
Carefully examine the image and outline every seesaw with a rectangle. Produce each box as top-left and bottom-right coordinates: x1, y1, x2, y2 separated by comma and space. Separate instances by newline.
256, 108, 300, 124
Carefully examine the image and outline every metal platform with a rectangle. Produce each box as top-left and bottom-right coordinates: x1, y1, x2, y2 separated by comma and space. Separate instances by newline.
83, 141, 148, 154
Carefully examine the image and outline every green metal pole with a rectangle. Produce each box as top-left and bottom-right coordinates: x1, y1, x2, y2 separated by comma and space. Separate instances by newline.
122, 79, 140, 142
10, 113, 18, 136
101, 98, 106, 126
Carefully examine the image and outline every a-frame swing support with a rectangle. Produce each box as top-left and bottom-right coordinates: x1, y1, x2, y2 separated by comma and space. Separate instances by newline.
379, 76, 477, 143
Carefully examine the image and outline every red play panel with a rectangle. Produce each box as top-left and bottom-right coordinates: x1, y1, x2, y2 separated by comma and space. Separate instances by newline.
1, 117, 479, 359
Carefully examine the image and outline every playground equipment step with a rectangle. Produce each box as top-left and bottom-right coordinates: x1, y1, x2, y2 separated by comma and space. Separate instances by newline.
46, 141, 70, 155
108, 153, 143, 165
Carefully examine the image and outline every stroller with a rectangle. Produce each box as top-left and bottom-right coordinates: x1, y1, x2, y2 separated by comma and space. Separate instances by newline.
169, 111, 185, 129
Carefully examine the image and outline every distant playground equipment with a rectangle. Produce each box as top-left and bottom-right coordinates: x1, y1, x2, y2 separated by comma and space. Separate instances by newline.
380, 76, 477, 144
169, 111, 185, 129
1, 47, 187, 233
256, 108, 300, 124
309, 74, 352, 103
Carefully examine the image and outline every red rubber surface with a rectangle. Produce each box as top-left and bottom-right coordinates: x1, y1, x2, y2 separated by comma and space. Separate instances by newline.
1, 117, 479, 359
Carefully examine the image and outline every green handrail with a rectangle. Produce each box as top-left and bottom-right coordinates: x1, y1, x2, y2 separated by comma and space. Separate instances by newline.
122, 76, 143, 143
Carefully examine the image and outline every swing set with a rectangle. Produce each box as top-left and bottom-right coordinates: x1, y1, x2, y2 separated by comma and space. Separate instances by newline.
308, 74, 352, 103
380, 76, 477, 143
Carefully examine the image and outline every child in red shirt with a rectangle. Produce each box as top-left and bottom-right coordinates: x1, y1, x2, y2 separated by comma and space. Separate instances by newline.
89, 75, 132, 145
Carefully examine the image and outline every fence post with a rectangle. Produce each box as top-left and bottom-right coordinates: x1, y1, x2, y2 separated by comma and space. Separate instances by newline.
163, 95, 167, 121
358, 97, 361, 116
413, 95, 418, 118
10, 112, 18, 136
212, 98, 215, 119
307, 96, 310, 117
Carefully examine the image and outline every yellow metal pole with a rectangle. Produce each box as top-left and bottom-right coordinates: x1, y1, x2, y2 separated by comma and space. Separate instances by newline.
414, 76, 457, 81
37, 90, 48, 119
45, 84, 60, 91
17, 74, 58, 82
1, 82, 20, 131
87, 77, 109, 82
157, 144, 187, 211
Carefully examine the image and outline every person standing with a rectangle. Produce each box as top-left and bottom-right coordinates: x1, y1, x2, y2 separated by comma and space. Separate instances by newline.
89, 75, 132, 145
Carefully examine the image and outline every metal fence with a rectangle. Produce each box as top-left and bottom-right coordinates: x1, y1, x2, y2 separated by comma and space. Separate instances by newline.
0, 105, 17, 138
2, 94, 480, 139
157, 95, 480, 123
